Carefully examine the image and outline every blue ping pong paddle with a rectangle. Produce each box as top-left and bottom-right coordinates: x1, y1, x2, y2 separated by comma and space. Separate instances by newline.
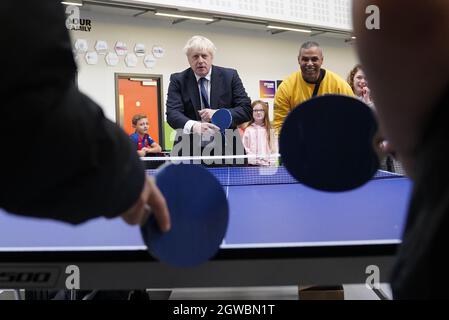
211, 108, 232, 133
279, 95, 379, 192
141, 163, 229, 267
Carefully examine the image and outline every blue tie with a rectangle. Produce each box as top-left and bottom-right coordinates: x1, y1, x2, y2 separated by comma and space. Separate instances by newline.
199, 77, 210, 109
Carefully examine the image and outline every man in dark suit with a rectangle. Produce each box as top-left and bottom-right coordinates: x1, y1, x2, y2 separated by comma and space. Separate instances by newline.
166, 35, 252, 160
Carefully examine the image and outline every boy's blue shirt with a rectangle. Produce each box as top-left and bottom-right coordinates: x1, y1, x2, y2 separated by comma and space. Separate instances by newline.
129, 133, 155, 150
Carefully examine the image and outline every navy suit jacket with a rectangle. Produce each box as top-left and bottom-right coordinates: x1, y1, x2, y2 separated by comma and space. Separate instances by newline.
166, 66, 252, 130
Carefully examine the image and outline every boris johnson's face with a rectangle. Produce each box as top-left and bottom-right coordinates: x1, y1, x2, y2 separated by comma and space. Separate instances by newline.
187, 49, 213, 77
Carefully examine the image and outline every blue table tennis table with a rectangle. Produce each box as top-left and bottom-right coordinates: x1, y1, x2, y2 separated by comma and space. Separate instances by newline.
0, 165, 411, 290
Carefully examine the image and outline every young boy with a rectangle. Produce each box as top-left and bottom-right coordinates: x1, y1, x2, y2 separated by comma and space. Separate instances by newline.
129, 114, 162, 157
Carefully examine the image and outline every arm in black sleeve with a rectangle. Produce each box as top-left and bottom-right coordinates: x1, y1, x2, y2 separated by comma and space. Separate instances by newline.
166, 74, 194, 129
229, 70, 252, 125
0, 0, 144, 224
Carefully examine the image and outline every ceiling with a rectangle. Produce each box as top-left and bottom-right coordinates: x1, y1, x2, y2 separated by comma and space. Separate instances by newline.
79, 1, 353, 40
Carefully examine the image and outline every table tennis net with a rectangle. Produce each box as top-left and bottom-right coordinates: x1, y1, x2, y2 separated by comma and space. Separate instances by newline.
143, 154, 405, 187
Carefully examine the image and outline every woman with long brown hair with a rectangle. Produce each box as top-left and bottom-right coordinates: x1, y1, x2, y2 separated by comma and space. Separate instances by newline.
347, 64, 374, 108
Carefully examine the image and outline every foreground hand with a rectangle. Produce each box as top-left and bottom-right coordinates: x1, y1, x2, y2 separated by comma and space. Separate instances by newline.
121, 176, 171, 232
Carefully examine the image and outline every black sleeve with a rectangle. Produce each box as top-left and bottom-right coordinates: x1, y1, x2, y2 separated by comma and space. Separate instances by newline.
0, 0, 145, 224
166, 73, 193, 129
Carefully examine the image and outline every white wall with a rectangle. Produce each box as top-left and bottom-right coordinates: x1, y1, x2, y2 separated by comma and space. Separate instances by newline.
72, 10, 359, 123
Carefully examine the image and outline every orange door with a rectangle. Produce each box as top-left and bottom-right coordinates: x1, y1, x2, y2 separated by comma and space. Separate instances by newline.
117, 78, 161, 144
